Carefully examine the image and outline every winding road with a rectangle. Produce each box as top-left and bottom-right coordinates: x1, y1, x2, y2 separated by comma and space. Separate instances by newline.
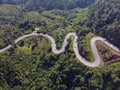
0, 31, 120, 67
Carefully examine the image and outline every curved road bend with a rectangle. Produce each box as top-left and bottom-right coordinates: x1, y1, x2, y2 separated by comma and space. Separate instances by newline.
0, 32, 120, 67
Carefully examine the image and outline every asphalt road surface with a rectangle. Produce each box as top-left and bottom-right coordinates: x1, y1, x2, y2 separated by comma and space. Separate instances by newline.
0, 31, 119, 67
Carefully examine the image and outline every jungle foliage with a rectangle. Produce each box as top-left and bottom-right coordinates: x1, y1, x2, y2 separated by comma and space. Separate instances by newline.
0, 0, 120, 90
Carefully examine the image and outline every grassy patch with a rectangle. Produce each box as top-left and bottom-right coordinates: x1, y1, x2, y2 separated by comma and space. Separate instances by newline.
18, 45, 31, 54
69, 35, 75, 51
0, 87, 2, 90
82, 32, 95, 62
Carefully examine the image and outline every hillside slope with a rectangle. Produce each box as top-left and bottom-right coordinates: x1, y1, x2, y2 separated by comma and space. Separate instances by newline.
86, 0, 120, 48
0, 0, 95, 11
24, 0, 95, 12
0, 0, 120, 90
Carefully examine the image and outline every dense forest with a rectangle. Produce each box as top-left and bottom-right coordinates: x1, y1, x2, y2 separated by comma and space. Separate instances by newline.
0, 0, 95, 10
0, 0, 28, 4
88, 0, 120, 48
0, 0, 120, 90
